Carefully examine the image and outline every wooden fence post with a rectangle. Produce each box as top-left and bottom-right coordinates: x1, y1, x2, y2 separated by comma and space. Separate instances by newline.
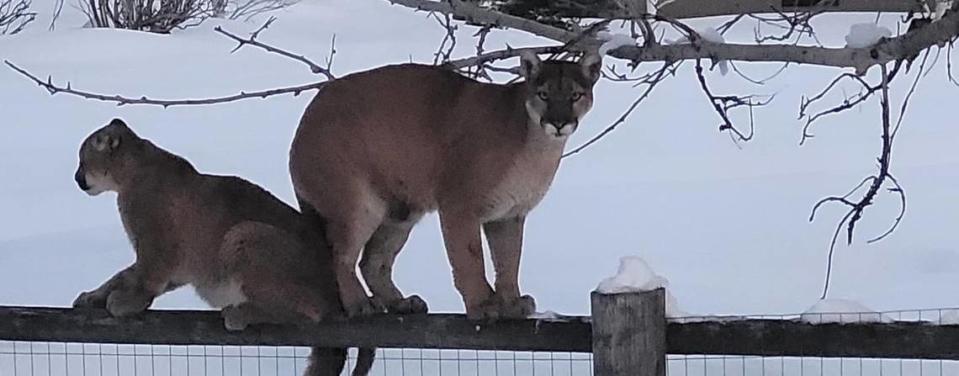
591, 288, 667, 376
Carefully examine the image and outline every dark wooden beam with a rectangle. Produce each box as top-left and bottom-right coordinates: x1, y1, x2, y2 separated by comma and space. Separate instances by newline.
4, 306, 959, 360
668, 319, 959, 360
0, 306, 593, 352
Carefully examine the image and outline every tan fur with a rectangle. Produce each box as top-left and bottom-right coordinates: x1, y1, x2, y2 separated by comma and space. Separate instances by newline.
290, 52, 602, 319
72, 119, 374, 376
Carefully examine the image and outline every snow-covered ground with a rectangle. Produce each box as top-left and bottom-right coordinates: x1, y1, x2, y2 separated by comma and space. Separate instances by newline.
1, 0, 958, 328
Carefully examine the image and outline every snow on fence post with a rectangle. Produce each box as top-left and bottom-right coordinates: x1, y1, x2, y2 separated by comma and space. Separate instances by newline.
590, 288, 667, 376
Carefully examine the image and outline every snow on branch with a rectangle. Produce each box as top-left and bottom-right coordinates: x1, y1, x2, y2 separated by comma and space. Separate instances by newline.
389, 0, 959, 74
386, 0, 577, 44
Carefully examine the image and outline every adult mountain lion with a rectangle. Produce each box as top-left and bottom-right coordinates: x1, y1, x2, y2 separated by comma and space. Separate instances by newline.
72, 119, 374, 376
290, 51, 602, 319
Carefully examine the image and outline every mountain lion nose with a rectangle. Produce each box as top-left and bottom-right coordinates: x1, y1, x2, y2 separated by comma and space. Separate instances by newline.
75, 168, 89, 191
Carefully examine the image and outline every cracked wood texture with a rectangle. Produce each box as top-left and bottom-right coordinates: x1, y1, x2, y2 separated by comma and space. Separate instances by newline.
591, 289, 667, 376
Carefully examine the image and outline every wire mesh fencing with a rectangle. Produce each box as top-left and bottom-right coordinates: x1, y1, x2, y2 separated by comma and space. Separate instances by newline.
665, 307, 959, 376
666, 355, 959, 376
8, 341, 959, 376
5, 305, 959, 376
0, 342, 594, 376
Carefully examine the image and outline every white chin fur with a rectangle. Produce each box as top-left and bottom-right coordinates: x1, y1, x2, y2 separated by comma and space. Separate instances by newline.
84, 174, 117, 195
83, 188, 106, 196
543, 123, 576, 139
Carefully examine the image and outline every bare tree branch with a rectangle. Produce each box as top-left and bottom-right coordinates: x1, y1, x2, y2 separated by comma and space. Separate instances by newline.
222, 0, 296, 22
386, 0, 577, 43
799, 61, 903, 145
695, 59, 774, 143
948, 39, 959, 87
444, 45, 562, 70
736, 5, 827, 51
389, 0, 959, 73
80, 0, 220, 33
5, 60, 326, 107
431, 11, 458, 64
214, 16, 335, 80
48, 0, 63, 30
728, 61, 790, 85
442, 18, 611, 78
563, 61, 679, 158
325, 34, 337, 74
811, 63, 898, 299
7, 19, 336, 107
0, 0, 36, 35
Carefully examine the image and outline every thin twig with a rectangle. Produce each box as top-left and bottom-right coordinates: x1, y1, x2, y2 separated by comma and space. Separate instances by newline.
814, 63, 896, 299
432, 12, 458, 64
799, 61, 902, 145
729, 61, 790, 85
563, 62, 676, 158
948, 38, 959, 86
325, 34, 337, 73
214, 17, 335, 80
695, 59, 773, 143
444, 45, 563, 70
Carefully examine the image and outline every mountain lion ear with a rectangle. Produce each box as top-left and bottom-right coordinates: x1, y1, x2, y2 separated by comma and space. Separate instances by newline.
92, 133, 121, 152
109, 118, 128, 128
580, 51, 602, 84
519, 51, 542, 79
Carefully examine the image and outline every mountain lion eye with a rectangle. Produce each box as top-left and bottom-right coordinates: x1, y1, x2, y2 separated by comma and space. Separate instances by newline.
537, 92, 549, 101
571, 92, 584, 101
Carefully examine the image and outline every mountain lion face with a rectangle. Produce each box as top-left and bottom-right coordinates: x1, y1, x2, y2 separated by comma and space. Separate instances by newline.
520, 52, 602, 139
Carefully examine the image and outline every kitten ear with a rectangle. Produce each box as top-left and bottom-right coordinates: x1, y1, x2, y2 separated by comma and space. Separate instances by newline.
519, 50, 542, 79
580, 51, 602, 84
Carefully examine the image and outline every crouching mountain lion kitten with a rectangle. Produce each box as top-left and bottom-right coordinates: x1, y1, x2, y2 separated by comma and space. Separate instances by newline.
290, 51, 601, 319
72, 119, 374, 376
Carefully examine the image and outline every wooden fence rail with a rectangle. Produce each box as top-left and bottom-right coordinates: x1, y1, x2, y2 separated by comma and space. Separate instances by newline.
0, 305, 592, 352
4, 290, 959, 375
